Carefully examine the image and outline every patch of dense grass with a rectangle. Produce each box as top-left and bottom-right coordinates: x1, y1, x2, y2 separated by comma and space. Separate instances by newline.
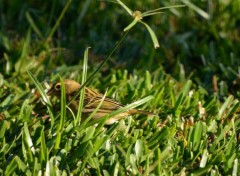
0, 0, 239, 175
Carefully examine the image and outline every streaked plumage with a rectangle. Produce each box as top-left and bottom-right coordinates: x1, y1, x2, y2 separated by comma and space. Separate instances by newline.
48, 79, 155, 125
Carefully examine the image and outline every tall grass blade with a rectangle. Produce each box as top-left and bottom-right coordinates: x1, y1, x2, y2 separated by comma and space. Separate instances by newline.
76, 47, 89, 125
45, 0, 72, 43
54, 76, 66, 150
25, 11, 43, 39
27, 71, 55, 128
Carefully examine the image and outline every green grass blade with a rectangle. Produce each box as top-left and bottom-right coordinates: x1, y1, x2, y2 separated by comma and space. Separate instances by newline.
180, 80, 192, 96
45, 0, 72, 43
22, 123, 34, 163
15, 29, 31, 73
232, 158, 238, 176
81, 126, 95, 143
218, 95, 233, 120
135, 139, 143, 160
181, 0, 210, 19
25, 11, 43, 39
0, 120, 7, 139
40, 127, 48, 166
124, 18, 138, 31
142, 5, 186, 16
76, 47, 89, 125
115, 0, 133, 15
5, 156, 27, 176
199, 149, 209, 168
139, 21, 159, 48
54, 76, 66, 150
142, 12, 164, 18
46, 157, 58, 176
60, 76, 66, 131
27, 71, 55, 128
19, 99, 33, 122
23, 122, 35, 154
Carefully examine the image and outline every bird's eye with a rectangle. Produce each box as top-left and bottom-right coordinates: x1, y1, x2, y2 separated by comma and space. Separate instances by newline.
54, 83, 61, 90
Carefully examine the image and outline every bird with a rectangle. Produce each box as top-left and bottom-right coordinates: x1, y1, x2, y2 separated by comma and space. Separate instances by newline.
47, 79, 155, 125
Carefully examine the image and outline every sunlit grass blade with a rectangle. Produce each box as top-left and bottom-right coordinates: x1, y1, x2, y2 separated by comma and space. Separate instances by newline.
23, 122, 35, 155
19, 99, 33, 122
180, 80, 192, 96
81, 126, 95, 143
232, 159, 238, 176
159, 146, 172, 162
124, 18, 138, 31
135, 139, 143, 160
200, 149, 209, 168
76, 47, 89, 125
139, 21, 160, 48
5, 156, 27, 176
22, 123, 34, 163
218, 95, 233, 120
46, 157, 58, 176
28, 71, 55, 128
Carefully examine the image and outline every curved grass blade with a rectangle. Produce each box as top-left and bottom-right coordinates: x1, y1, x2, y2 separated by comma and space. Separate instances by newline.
124, 18, 138, 31
115, 0, 133, 15
139, 21, 159, 48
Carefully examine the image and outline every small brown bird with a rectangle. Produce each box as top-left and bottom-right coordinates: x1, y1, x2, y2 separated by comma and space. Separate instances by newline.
48, 79, 155, 125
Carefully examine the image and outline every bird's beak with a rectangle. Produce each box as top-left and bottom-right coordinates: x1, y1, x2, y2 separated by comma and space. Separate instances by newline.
47, 87, 55, 96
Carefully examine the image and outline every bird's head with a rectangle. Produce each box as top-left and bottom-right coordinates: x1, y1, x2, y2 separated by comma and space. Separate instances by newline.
47, 79, 81, 96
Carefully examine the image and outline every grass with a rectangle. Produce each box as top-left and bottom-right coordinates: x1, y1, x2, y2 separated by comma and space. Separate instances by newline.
0, 0, 240, 175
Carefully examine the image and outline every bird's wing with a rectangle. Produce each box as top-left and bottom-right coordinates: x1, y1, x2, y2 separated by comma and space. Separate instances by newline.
84, 96, 123, 111
81, 87, 122, 110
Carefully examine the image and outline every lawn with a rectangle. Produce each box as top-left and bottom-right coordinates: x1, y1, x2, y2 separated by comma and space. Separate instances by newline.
0, 0, 239, 175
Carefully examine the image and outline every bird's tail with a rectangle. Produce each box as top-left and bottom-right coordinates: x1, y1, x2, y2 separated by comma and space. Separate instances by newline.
129, 109, 156, 116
